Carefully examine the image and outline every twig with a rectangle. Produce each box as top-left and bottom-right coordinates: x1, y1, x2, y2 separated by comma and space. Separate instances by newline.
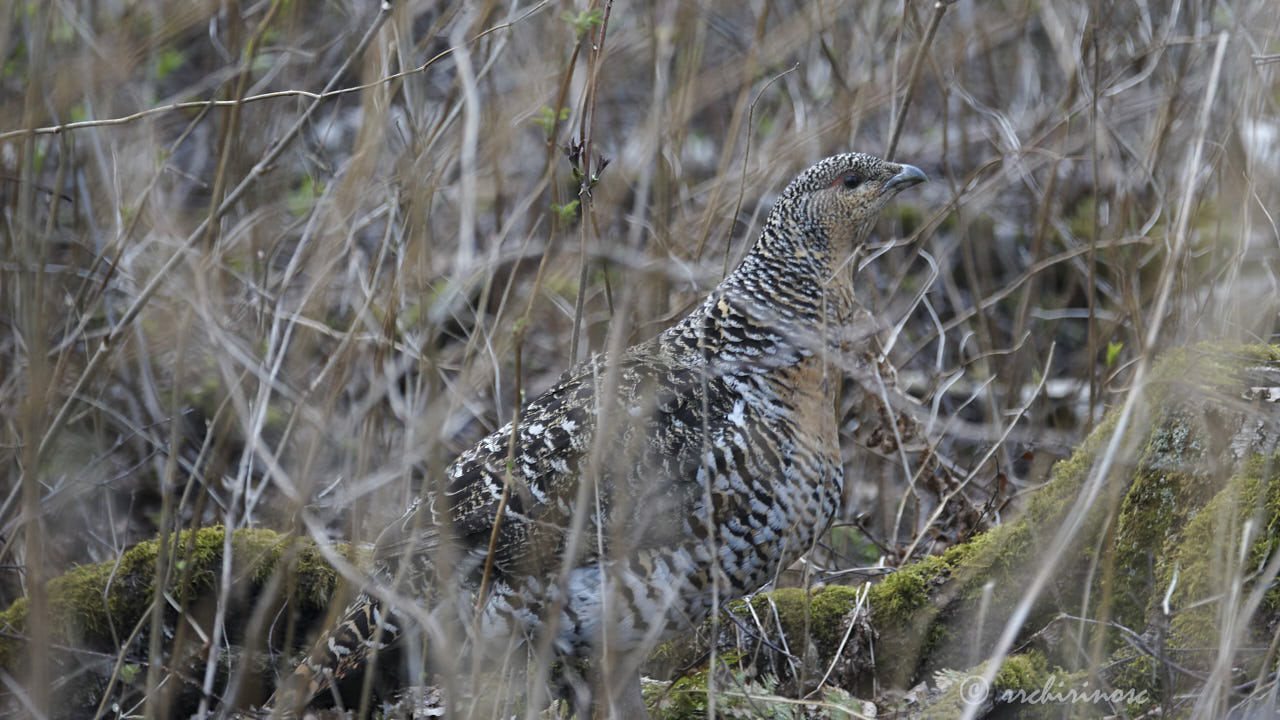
903, 344, 1053, 561
958, 32, 1231, 720
473, 3, 596, 618
910, 237, 1152, 358
0, 669, 50, 720
1087, 0, 1101, 430
692, 6, 772, 263
568, 0, 615, 366
0, 1, 550, 144
808, 582, 871, 697
886, 0, 954, 161
33, 3, 396, 467
723, 63, 799, 277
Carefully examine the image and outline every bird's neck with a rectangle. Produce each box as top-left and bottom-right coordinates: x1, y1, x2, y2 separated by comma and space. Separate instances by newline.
736, 222, 858, 320
664, 223, 860, 367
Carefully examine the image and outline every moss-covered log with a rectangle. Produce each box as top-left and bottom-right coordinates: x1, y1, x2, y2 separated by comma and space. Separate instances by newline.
0, 527, 347, 717
869, 345, 1280, 717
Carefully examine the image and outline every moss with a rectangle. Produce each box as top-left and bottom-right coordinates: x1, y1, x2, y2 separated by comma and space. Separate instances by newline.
905, 657, 1089, 720
909, 680, 969, 720
0, 527, 342, 672
1163, 453, 1280, 662
863, 401, 1122, 687
992, 651, 1048, 693
861, 344, 1280, 691
647, 586, 869, 684
5, 346, 1277, 712
740, 584, 863, 661
867, 553, 954, 685
1111, 434, 1214, 627
1105, 346, 1280, 645
906, 663, 997, 720
1106, 648, 1160, 715
0, 598, 30, 668
644, 635, 703, 680
644, 668, 872, 720
646, 664, 714, 719
868, 554, 947, 623
906, 655, 1059, 720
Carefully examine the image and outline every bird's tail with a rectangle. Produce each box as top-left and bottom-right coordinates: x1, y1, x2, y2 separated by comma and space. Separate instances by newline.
268, 500, 444, 716
269, 592, 406, 715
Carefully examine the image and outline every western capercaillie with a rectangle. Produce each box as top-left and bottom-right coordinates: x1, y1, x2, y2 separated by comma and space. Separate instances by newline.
271, 152, 927, 718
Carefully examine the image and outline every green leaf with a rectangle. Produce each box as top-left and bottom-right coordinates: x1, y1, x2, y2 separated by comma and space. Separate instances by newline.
561, 8, 604, 41
156, 46, 185, 81
288, 176, 321, 216
250, 52, 275, 75
533, 105, 570, 136
51, 20, 73, 44
1106, 341, 1123, 368
757, 111, 775, 137
550, 200, 580, 223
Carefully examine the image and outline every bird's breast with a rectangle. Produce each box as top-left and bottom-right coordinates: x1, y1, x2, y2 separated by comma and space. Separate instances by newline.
691, 355, 844, 589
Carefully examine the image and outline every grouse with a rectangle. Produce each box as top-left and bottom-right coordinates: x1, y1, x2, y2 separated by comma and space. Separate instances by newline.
272, 152, 927, 718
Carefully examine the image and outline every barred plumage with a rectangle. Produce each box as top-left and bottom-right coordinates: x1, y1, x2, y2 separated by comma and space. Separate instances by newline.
272, 152, 926, 717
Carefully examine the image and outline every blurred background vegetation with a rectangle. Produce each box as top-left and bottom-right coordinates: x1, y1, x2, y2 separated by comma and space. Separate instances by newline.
2, 0, 1279, 717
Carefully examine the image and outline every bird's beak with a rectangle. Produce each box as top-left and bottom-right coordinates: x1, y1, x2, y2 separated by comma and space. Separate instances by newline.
880, 164, 928, 196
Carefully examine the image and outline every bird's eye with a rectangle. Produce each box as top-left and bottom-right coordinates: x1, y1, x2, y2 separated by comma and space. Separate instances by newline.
841, 173, 862, 189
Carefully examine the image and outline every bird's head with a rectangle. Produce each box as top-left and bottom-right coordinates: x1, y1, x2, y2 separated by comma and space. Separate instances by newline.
775, 152, 927, 258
